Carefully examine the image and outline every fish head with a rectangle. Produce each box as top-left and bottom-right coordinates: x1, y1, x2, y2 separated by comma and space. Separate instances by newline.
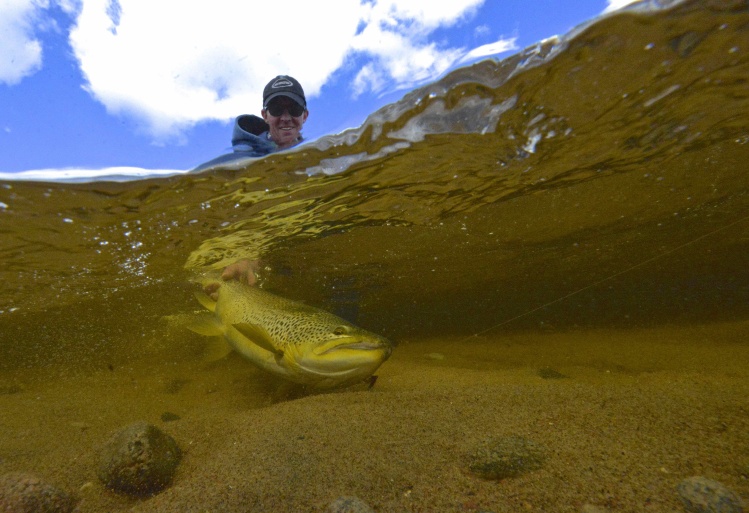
287, 321, 393, 388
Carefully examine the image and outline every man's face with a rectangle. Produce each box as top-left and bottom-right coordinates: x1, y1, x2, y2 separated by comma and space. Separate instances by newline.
262, 96, 308, 149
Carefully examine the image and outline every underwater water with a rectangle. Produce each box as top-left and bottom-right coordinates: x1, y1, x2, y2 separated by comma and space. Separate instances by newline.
1, 1, 748, 511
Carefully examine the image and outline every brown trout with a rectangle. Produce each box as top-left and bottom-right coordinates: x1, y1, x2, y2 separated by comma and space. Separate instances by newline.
187, 280, 393, 389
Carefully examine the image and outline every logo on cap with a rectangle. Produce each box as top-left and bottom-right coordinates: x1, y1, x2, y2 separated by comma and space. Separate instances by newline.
272, 78, 293, 89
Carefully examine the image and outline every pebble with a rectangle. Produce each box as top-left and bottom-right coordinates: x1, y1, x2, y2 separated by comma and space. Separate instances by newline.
326, 496, 375, 513
0, 472, 77, 513
0, 384, 23, 395
160, 411, 181, 422
96, 421, 182, 496
537, 367, 568, 379
466, 435, 546, 480
677, 476, 743, 513
738, 461, 749, 479
581, 505, 610, 513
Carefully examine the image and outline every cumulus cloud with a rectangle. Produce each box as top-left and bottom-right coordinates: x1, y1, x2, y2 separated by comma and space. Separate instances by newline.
348, 0, 486, 96
0, 0, 46, 85
4, 0, 506, 141
68, 0, 362, 140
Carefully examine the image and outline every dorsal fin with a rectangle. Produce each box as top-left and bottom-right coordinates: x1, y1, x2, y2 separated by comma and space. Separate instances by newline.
233, 322, 284, 359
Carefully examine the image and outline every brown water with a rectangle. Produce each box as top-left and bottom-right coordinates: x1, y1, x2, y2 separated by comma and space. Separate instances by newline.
1, 1, 748, 511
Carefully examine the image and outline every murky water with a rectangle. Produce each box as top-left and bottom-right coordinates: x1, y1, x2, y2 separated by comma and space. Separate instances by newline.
1, 1, 748, 511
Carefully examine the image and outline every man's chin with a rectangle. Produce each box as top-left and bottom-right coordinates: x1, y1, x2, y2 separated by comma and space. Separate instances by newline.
276, 133, 298, 146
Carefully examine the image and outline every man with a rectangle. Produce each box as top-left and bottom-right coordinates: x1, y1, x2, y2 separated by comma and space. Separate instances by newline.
193, 75, 309, 171
199, 75, 309, 294
259, 75, 309, 150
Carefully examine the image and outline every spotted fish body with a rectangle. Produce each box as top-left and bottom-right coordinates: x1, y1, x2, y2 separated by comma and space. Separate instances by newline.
188, 280, 393, 389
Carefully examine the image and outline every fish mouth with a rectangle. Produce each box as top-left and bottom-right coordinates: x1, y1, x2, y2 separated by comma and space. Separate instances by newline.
313, 337, 391, 356
298, 336, 393, 383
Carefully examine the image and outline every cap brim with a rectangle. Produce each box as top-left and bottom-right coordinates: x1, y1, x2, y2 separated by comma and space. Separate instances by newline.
264, 92, 306, 108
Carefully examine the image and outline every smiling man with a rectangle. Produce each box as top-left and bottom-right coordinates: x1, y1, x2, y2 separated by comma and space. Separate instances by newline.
192, 75, 309, 171
261, 75, 309, 149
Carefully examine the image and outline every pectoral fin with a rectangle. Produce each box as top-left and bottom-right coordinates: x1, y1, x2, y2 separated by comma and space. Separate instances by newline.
185, 313, 232, 362
186, 313, 223, 337
194, 290, 217, 312
233, 322, 284, 358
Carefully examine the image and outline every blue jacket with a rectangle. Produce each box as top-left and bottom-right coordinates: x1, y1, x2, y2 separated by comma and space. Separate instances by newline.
192, 114, 301, 171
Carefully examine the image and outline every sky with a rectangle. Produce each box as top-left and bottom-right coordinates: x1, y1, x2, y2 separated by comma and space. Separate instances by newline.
0, 0, 638, 180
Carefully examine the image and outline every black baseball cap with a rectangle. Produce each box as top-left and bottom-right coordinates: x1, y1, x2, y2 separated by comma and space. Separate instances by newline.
263, 75, 306, 108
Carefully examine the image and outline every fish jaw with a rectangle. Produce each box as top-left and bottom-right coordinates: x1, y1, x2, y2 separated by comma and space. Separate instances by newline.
292, 334, 393, 388
312, 335, 390, 356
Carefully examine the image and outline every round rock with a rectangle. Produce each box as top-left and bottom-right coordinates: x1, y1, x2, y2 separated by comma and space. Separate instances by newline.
326, 496, 375, 513
96, 421, 182, 496
466, 435, 546, 480
677, 476, 743, 513
0, 472, 76, 513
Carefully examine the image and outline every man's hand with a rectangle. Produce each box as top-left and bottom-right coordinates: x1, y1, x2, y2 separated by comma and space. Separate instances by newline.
205, 259, 260, 300
221, 258, 259, 285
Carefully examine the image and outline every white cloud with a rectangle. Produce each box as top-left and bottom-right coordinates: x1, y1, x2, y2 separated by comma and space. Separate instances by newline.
355, 0, 483, 33
348, 0, 485, 95
0, 166, 185, 182
458, 37, 518, 64
474, 25, 491, 38
603, 0, 642, 13
65, 0, 366, 140
0, 0, 48, 85
5, 0, 492, 140
349, 29, 465, 97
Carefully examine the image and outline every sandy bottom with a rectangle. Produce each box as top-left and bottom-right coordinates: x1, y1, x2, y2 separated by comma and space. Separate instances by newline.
1, 321, 748, 512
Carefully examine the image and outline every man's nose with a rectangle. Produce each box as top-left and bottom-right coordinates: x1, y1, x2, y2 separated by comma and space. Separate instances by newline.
279, 109, 292, 119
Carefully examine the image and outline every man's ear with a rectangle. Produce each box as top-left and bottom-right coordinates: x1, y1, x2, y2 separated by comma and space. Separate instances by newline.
261, 109, 269, 122
302, 110, 309, 123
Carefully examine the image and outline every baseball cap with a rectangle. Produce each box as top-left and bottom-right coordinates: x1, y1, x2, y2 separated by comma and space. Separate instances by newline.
263, 75, 306, 108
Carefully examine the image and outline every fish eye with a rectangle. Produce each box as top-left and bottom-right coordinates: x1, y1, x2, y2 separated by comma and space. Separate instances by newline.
333, 326, 348, 336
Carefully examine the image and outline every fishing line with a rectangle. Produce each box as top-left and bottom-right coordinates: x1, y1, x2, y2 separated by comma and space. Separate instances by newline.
465, 211, 749, 341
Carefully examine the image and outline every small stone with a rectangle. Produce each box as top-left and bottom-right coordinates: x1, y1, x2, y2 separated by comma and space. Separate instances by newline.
537, 367, 568, 379
163, 378, 189, 394
466, 435, 546, 480
0, 384, 23, 395
160, 411, 181, 422
0, 472, 77, 513
581, 504, 610, 513
96, 421, 182, 496
677, 476, 743, 513
326, 496, 375, 513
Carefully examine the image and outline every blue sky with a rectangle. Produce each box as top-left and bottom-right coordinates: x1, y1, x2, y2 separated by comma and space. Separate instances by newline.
0, 0, 635, 179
